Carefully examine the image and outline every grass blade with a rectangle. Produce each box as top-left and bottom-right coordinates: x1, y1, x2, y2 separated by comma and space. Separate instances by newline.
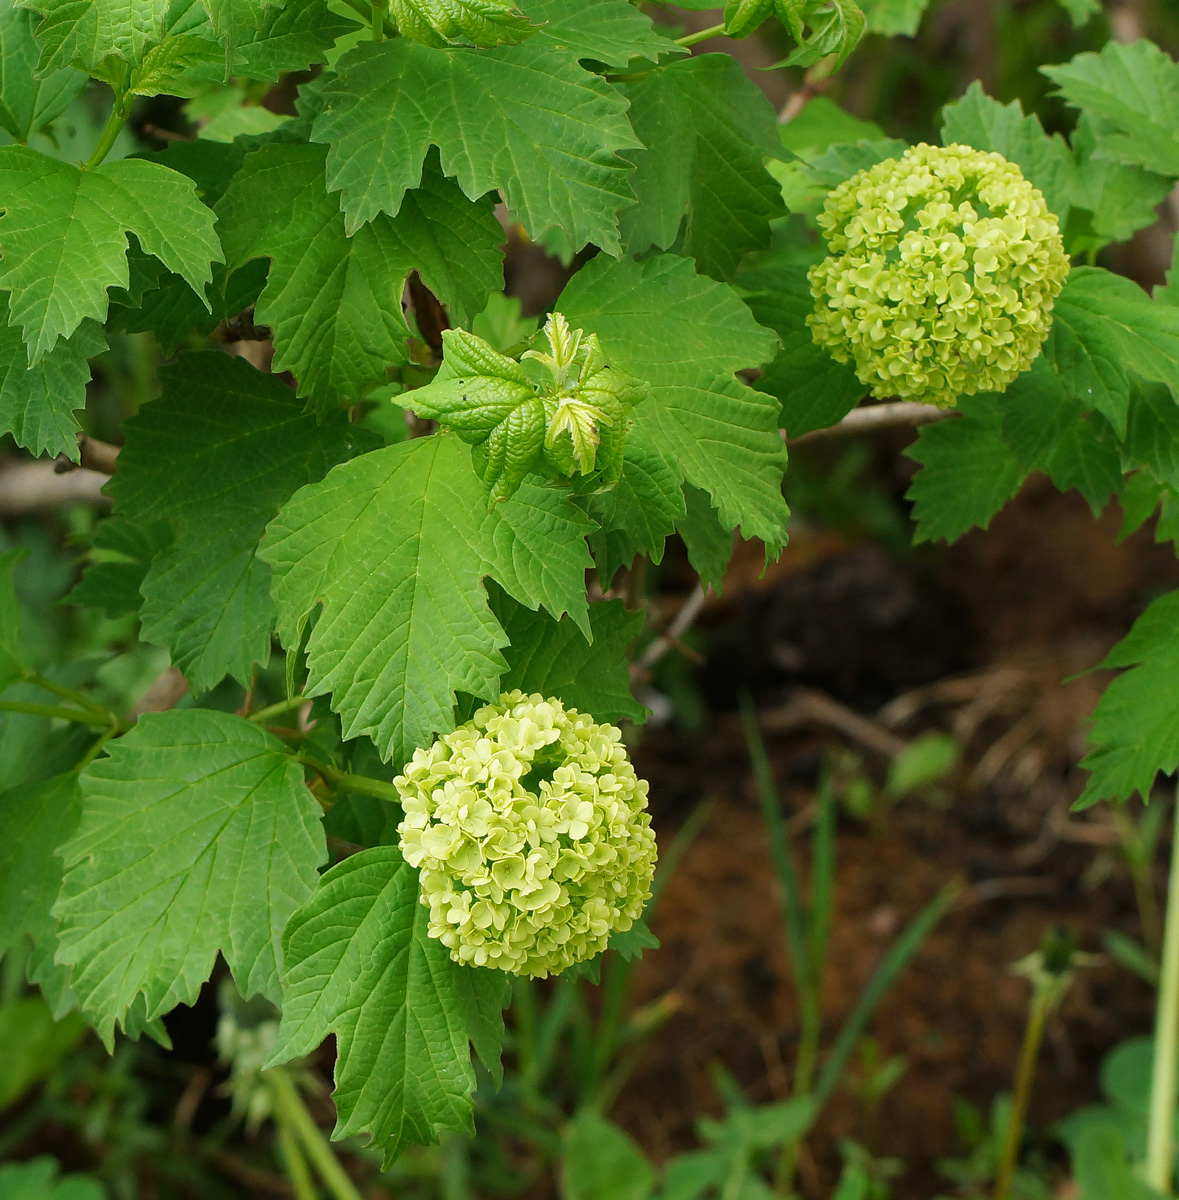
813, 880, 959, 1105
739, 693, 813, 1002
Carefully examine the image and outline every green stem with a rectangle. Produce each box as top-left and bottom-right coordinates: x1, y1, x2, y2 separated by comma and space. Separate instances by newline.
276, 1121, 320, 1200
249, 696, 308, 725
1113, 805, 1163, 960
675, 21, 725, 45
84, 102, 128, 170
266, 1068, 364, 1200
296, 755, 402, 804
794, 990, 821, 1097
1148, 784, 1179, 1195
513, 976, 540, 1086
336, 0, 395, 37
23, 671, 112, 720
371, 0, 383, 38
993, 987, 1051, 1200
0, 700, 113, 727
74, 727, 117, 772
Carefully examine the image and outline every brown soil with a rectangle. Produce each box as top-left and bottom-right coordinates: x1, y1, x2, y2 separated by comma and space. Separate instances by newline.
613, 474, 1179, 1197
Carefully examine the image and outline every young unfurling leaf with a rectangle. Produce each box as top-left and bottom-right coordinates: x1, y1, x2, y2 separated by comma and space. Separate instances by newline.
389, 0, 535, 47
410, 314, 649, 505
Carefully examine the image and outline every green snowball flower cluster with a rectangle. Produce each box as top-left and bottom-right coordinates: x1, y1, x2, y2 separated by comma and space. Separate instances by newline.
807, 142, 1070, 408
395, 691, 657, 978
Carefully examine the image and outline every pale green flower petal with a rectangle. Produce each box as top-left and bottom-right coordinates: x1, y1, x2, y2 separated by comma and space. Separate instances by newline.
395, 691, 657, 978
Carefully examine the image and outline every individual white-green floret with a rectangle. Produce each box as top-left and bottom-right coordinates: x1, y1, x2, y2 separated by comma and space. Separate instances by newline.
807, 142, 1070, 409
395, 691, 657, 978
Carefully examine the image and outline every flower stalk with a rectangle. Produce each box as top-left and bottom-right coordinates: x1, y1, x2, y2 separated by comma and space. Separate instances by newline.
1147, 784, 1179, 1195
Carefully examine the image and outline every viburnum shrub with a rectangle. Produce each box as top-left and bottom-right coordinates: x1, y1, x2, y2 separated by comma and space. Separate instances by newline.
4, 0, 1179, 1175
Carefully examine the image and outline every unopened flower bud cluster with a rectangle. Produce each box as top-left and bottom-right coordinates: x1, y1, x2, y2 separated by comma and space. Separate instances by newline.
396, 691, 656, 977
807, 143, 1069, 408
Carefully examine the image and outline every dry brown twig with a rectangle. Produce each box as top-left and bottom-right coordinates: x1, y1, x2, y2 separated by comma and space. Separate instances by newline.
785, 401, 951, 446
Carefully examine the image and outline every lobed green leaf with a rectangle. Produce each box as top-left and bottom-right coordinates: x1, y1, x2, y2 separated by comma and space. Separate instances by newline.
268, 845, 506, 1166
558, 253, 788, 553
55, 710, 326, 1045
106, 352, 364, 691
0, 148, 219, 364
311, 38, 639, 248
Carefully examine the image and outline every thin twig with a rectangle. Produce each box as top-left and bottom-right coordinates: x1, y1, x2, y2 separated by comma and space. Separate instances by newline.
785, 402, 951, 447
758, 688, 908, 758
632, 584, 708, 676
77, 435, 120, 475
0, 461, 110, 513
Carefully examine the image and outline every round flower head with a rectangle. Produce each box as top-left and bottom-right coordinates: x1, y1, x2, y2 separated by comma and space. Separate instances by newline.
806, 143, 1069, 409
395, 691, 657, 978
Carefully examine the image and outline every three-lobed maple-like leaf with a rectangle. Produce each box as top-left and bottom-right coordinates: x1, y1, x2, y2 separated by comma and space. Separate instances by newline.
618, 55, 784, 280
524, 0, 677, 66
0, 298, 104, 460
557, 253, 787, 553
261, 436, 508, 765
54, 709, 326, 1046
1044, 266, 1179, 438
267, 845, 507, 1166
738, 260, 863, 438
777, 0, 865, 71
939, 82, 1075, 226
1078, 589, 1179, 807
489, 586, 645, 722
1070, 114, 1172, 248
0, 0, 84, 140
904, 394, 1026, 544
310, 38, 639, 248
585, 424, 685, 582
262, 435, 598, 764
0, 773, 80, 1016
17, 0, 176, 73
106, 352, 364, 692
0, 147, 219, 365
217, 143, 503, 410
1042, 39, 1179, 178
998, 358, 1120, 515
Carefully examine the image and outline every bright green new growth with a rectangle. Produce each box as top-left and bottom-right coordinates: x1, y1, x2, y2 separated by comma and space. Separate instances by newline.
807, 142, 1069, 408
388, 0, 535, 46
395, 690, 657, 978
410, 312, 648, 504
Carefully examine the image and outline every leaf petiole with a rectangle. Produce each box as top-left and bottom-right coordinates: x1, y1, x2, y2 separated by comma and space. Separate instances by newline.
83, 97, 129, 170
249, 695, 309, 725
675, 22, 725, 46
335, 0, 396, 38
296, 754, 402, 805
0, 699, 118, 728
22, 670, 117, 723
